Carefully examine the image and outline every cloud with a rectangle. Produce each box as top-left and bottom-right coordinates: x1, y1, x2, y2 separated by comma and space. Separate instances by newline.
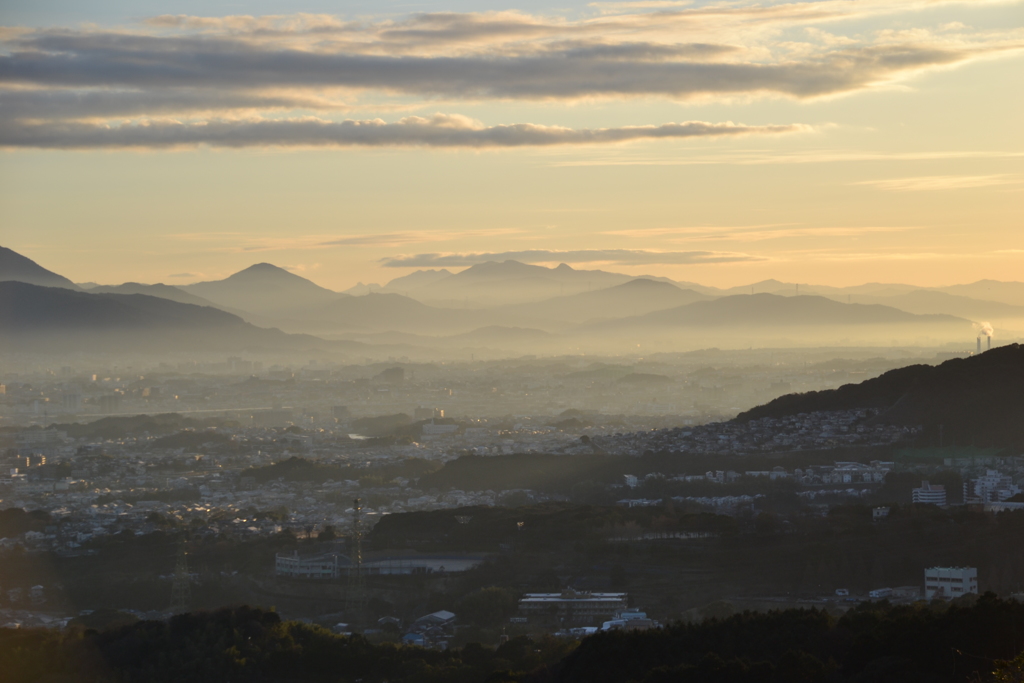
379, 249, 764, 267
0, 114, 806, 150
0, 88, 347, 121
0, 37, 992, 101
163, 229, 527, 252
168, 272, 196, 278
548, 149, 1024, 167
854, 174, 1019, 191
281, 263, 321, 272
603, 225, 919, 241
0, 3, 1020, 152
589, 1, 695, 9
319, 233, 431, 246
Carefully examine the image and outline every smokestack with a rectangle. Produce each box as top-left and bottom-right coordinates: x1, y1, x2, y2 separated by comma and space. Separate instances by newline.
975, 322, 994, 353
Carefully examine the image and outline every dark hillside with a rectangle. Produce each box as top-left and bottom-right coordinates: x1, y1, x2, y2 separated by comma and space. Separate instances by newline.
0, 281, 355, 352
2, 599, 1022, 683
366, 503, 736, 551
48, 413, 237, 439
737, 344, 1024, 447
541, 596, 1024, 683
0, 245, 79, 289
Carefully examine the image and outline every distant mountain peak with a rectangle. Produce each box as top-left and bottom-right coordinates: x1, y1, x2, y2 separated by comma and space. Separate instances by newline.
617, 278, 679, 290
182, 262, 342, 315
230, 263, 297, 278
202, 263, 337, 292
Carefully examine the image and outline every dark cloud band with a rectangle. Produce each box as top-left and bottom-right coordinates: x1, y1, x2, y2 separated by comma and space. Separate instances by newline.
0, 38, 972, 100
0, 116, 805, 150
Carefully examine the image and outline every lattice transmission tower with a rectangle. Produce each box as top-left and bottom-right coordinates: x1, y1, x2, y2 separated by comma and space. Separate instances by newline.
348, 498, 366, 628
170, 541, 191, 614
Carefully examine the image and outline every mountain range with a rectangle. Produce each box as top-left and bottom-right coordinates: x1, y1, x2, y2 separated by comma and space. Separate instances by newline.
2, 245, 1020, 355
0, 281, 355, 353
86, 282, 220, 308
494, 278, 712, 328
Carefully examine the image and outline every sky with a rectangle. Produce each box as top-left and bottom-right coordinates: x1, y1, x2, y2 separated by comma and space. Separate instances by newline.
1, 0, 1022, 291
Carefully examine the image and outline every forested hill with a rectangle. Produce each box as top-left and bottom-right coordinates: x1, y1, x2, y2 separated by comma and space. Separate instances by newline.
736, 344, 1024, 448
2, 599, 1022, 683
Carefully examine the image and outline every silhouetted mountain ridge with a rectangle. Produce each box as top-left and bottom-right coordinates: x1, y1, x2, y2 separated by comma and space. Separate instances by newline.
737, 343, 1024, 447
88, 282, 219, 308
0, 246, 79, 290
0, 282, 358, 353
496, 278, 711, 326
828, 290, 1024, 319
408, 260, 674, 306
639, 293, 967, 326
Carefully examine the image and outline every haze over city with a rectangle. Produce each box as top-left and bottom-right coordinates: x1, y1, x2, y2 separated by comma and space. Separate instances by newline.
1, 1, 1023, 682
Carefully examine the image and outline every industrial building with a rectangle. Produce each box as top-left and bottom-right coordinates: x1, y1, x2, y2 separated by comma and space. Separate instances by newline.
275, 549, 349, 579
924, 567, 978, 600
518, 588, 628, 624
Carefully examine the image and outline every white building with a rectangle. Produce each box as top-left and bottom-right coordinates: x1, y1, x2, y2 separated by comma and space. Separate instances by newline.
275, 550, 348, 579
925, 567, 978, 600
965, 470, 1021, 503
912, 481, 946, 506
519, 589, 628, 624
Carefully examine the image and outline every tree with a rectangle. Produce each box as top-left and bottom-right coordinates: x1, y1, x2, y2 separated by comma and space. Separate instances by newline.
457, 587, 518, 628
610, 564, 627, 589
995, 651, 1024, 683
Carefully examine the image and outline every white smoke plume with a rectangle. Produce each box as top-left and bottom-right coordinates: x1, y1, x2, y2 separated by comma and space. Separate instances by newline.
975, 321, 994, 338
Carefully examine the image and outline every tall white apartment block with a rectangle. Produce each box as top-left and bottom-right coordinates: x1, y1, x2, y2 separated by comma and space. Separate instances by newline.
924, 567, 978, 600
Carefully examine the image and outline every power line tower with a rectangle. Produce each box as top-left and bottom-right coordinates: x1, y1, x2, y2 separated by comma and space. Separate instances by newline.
170, 541, 191, 614
348, 498, 366, 629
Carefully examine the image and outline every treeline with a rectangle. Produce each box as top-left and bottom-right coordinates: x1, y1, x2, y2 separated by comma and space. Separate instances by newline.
0, 606, 576, 683
365, 503, 1024, 597
2, 599, 1022, 682
539, 595, 1024, 683
149, 429, 234, 450
47, 413, 238, 440
240, 456, 439, 485
367, 503, 737, 552
0, 507, 52, 537
415, 450, 908, 501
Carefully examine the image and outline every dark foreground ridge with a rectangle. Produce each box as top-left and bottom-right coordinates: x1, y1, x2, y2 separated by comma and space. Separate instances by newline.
737, 343, 1024, 447
2, 597, 1022, 682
